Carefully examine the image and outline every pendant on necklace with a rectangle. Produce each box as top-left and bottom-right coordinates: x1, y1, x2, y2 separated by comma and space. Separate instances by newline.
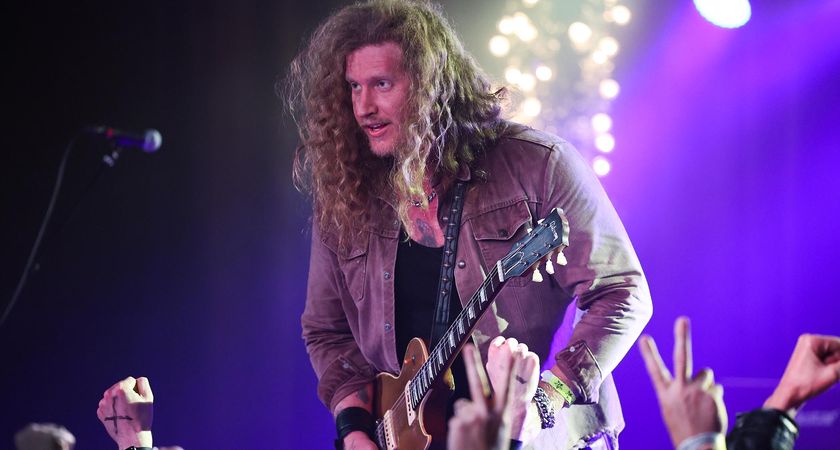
411, 189, 436, 207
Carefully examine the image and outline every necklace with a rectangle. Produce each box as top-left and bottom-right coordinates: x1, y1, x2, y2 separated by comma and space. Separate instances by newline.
411, 189, 436, 207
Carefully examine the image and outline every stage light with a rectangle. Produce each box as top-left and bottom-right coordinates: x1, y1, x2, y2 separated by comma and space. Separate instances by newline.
610, 5, 632, 25
568, 22, 593, 45
595, 133, 615, 153
518, 73, 536, 91
591, 113, 613, 133
694, 0, 751, 28
517, 24, 538, 42
535, 65, 553, 81
489, 35, 511, 56
593, 156, 611, 176
523, 0, 540, 6
505, 66, 522, 84
592, 50, 608, 65
599, 79, 620, 99
522, 98, 542, 117
498, 16, 516, 35
598, 36, 619, 57
512, 12, 530, 34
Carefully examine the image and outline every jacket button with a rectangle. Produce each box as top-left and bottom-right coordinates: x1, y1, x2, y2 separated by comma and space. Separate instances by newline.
457, 260, 466, 268
384, 271, 391, 280
384, 322, 392, 332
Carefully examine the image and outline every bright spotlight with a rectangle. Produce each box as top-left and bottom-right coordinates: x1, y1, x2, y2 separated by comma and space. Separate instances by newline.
489, 36, 511, 57
518, 73, 536, 91
522, 98, 542, 117
505, 66, 522, 84
498, 16, 516, 35
591, 113, 613, 133
523, 0, 540, 5
593, 156, 611, 176
517, 24, 538, 42
592, 51, 608, 65
568, 22, 593, 45
694, 0, 751, 28
535, 65, 553, 81
595, 134, 615, 153
599, 79, 620, 99
598, 37, 620, 57
610, 5, 632, 25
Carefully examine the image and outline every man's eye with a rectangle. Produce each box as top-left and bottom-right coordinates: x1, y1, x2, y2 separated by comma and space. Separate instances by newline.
377, 80, 392, 89
349, 82, 360, 90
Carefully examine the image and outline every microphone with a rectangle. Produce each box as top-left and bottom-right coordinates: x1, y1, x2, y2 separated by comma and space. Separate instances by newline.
86, 126, 162, 153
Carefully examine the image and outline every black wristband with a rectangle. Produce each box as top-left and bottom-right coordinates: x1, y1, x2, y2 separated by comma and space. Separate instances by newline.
334, 406, 375, 448
124, 447, 153, 450
726, 408, 799, 450
509, 438, 524, 450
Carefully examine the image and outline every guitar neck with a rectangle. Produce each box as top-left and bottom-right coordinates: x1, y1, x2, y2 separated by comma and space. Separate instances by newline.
405, 263, 507, 410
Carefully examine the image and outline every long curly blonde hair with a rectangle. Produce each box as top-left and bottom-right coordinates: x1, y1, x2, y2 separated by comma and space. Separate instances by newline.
285, 0, 505, 248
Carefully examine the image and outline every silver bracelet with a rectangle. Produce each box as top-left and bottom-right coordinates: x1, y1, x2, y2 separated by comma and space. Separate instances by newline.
676, 432, 725, 450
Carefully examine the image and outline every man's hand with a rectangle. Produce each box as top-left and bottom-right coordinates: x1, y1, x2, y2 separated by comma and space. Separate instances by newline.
763, 333, 840, 417
342, 431, 378, 450
638, 317, 727, 449
485, 336, 540, 441
96, 376, 154, 450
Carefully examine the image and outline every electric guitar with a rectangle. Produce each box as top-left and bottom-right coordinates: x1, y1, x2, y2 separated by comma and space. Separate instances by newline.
372, 207, 570, 450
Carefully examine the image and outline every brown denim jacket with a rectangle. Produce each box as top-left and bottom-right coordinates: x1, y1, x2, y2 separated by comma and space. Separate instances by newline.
301, 124, 652, 447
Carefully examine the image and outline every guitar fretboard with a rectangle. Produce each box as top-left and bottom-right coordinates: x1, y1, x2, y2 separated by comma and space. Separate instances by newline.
405, 264, 506, 410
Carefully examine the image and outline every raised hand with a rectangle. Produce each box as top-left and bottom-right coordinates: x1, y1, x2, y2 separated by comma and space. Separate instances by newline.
485, 336, 540, 441
764, 333, 840, 416
638, 317, 727, 449
96, 376, 154, 450
448, 343, 514, 450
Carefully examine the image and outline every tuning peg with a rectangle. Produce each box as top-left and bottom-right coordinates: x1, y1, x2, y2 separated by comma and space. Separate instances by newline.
545, 259, 555, 275
556, 250, 567, 266
532, 267, 544, 283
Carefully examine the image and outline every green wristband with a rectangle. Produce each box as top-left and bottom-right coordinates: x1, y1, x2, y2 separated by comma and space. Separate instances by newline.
540, 370, 576, 405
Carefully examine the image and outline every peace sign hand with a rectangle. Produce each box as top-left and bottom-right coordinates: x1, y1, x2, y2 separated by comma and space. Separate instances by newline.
638, 317, 727, 449
96, 376, 154, 450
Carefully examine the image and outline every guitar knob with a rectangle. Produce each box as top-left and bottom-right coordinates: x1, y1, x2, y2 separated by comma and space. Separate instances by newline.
556, 250, 568, 266
532, 267, 544, 283
545, 259, 555, 275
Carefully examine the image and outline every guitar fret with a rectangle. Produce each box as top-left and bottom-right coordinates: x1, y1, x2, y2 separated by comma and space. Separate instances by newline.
467, 303, 476, 320
457, 315, 465, 336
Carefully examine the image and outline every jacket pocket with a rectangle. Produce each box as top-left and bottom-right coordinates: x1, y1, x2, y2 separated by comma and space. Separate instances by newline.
470, 200, 534, 287
325, 233, 369, 303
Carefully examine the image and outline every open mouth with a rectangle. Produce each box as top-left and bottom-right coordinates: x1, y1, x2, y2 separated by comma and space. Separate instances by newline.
365, 122, 390, 137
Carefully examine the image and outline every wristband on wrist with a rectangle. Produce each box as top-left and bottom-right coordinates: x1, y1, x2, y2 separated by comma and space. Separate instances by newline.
333, 407, 375, 449
124, 447, 153, 450
532, 387, 556, 429
676, 432, 724, 450
540, 370, 576, 406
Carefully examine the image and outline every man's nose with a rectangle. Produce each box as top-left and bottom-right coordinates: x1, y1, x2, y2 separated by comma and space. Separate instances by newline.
356, 89, 377, 116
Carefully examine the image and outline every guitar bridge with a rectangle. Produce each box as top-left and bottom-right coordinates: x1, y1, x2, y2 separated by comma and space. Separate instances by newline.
382, 410, 397, 450
404, 383, 417, 425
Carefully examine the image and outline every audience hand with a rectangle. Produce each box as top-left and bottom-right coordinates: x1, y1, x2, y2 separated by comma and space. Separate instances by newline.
639, 317, 727, 449
485, 337, 540, 441
448, 343, 514, 450
96, 376, 154, 450
763, 333, 840, 417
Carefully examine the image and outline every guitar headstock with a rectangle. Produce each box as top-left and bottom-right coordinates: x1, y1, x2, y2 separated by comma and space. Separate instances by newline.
497, 208, 570, 282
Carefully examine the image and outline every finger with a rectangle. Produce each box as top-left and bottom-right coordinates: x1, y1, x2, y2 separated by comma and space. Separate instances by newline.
710, 383, 724, 399
136, 376, 154, 401
119, 376, 138, 393
638, 335, 672, 391
463, 344, 491, 411
693, 368, 715, 390
674, 316, 692, 383
453, 398, 471, 415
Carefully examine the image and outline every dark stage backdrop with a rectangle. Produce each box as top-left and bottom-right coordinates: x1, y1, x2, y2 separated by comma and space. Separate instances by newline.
2, 1, 839, 449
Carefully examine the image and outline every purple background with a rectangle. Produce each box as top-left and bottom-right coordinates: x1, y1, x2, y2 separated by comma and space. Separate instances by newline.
1, 1, 838, 449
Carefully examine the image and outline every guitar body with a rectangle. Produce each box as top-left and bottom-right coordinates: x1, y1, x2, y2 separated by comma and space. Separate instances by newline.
375, 337, 453, 450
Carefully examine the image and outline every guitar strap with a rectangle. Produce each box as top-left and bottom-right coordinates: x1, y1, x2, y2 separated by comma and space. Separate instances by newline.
429, 180, 468, 347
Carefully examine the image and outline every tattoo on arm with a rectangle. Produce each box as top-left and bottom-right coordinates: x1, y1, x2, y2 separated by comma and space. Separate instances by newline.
104, 397, 134, 433
356, 387, 370, 405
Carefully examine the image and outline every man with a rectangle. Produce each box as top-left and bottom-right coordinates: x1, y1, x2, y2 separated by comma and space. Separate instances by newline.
287, 1, 652, 448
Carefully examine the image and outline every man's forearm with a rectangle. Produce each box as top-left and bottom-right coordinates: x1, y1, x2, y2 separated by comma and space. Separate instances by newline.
333, 383, 374, 416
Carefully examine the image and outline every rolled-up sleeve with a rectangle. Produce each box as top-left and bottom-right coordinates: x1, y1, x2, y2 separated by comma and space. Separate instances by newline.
301, 224, 375, 413
542, 140, 653, 404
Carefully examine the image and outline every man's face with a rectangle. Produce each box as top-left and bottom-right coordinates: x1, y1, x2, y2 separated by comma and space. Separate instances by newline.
345, 42, 411, 157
